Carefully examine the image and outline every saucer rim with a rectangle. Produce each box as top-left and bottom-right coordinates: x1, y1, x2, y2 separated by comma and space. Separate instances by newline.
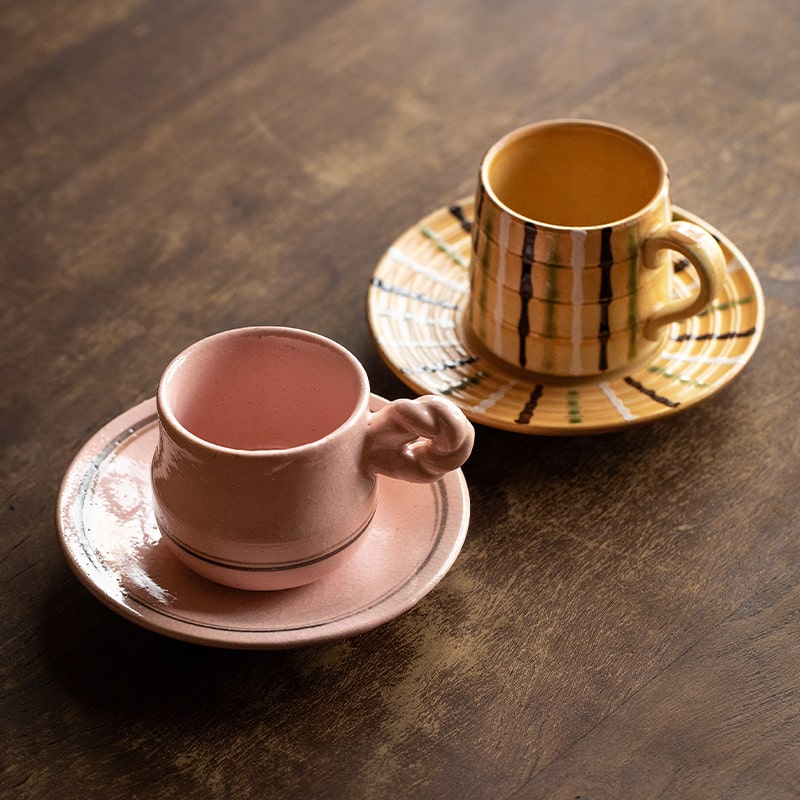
56, 396, 470, 649
367, 201, 764, 435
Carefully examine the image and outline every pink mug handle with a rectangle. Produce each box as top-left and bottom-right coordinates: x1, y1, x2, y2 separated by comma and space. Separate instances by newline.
363, 396, 474, 483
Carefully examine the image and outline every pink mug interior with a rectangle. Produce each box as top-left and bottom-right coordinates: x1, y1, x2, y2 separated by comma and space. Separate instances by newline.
161, 329, 366, 451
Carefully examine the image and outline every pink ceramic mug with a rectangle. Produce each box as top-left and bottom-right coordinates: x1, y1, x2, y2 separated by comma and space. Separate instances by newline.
150, 327, 474, 590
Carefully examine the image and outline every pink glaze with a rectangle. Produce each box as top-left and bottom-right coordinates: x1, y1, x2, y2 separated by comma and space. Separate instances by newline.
151, 327, 473, 590
164, 330, 364, 450
56, 397, 471, 648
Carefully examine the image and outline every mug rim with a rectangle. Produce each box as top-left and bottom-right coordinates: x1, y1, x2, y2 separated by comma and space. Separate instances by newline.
156, 326, 371, 458
480, 118, 670, 231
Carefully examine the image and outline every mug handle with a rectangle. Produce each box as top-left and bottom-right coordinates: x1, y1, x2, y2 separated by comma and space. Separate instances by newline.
363, 396, 475, 483
641, 221, 727, 341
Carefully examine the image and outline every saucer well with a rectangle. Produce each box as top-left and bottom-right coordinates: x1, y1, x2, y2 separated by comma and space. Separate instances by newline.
56, 396, 470, 649
367, 200, 764, 434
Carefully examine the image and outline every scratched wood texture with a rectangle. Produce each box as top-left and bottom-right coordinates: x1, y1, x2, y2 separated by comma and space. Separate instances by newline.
2, 1, 799, 798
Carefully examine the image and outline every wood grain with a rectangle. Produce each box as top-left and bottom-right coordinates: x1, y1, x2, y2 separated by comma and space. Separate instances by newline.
2, 1, 799, 798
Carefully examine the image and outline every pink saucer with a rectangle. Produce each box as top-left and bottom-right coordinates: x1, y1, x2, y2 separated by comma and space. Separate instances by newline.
56, 397, 470, 649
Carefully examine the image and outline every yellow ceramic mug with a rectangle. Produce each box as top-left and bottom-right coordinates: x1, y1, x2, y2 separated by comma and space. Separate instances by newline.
467, 120, 726, 378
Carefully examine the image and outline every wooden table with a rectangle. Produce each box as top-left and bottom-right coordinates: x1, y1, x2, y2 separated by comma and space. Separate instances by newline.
3, 1, 799, 797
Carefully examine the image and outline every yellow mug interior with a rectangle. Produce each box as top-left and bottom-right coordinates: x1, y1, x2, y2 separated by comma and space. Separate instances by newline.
485, 122, 665, 228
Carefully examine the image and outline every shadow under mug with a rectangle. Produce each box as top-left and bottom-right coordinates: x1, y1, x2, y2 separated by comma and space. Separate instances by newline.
150, 327, 474, 590
466, 119, 727, 378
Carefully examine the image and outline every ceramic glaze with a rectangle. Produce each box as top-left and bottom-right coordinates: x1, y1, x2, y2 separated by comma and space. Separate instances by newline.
151, 327, 474, 590
476, 268, 668, 340
56, 397, 471, 648
469, 220, 667, 302
366, 200, 763, 435
467, 120, 727, 378
164, 332, 363, 450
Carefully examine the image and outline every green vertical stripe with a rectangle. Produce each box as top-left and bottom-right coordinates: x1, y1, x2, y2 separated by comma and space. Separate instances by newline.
567, 388, 582, 424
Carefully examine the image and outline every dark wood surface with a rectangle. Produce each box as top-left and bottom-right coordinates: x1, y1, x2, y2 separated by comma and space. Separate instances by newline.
3, 1, 799, 798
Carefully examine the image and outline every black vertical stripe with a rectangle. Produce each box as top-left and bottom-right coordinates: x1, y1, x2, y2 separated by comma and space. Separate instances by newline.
448, 204, 473, 234
515, 384, 545, 424
673, 257, 691, 273
624, 376, 680, 408
672, 327, 756, 342
518, 222, 537, 368
598, 226, 613, 372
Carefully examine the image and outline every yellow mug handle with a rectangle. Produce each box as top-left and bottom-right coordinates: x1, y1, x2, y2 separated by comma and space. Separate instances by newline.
642, 221, 727, 341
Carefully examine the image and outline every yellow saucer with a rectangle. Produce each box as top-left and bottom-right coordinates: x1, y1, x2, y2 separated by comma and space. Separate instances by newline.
367, 199, 764, 434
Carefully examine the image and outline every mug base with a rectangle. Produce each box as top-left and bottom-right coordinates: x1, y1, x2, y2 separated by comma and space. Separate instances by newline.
458, 307, 669, 385
160, 531, 369, 591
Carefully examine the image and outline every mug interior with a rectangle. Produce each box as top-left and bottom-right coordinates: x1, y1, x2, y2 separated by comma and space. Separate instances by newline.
485, 122, 664, 228
163, 329, 365, 450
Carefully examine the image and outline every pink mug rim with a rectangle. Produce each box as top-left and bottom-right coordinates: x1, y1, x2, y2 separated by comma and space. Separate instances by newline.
156, 326, 371, 459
